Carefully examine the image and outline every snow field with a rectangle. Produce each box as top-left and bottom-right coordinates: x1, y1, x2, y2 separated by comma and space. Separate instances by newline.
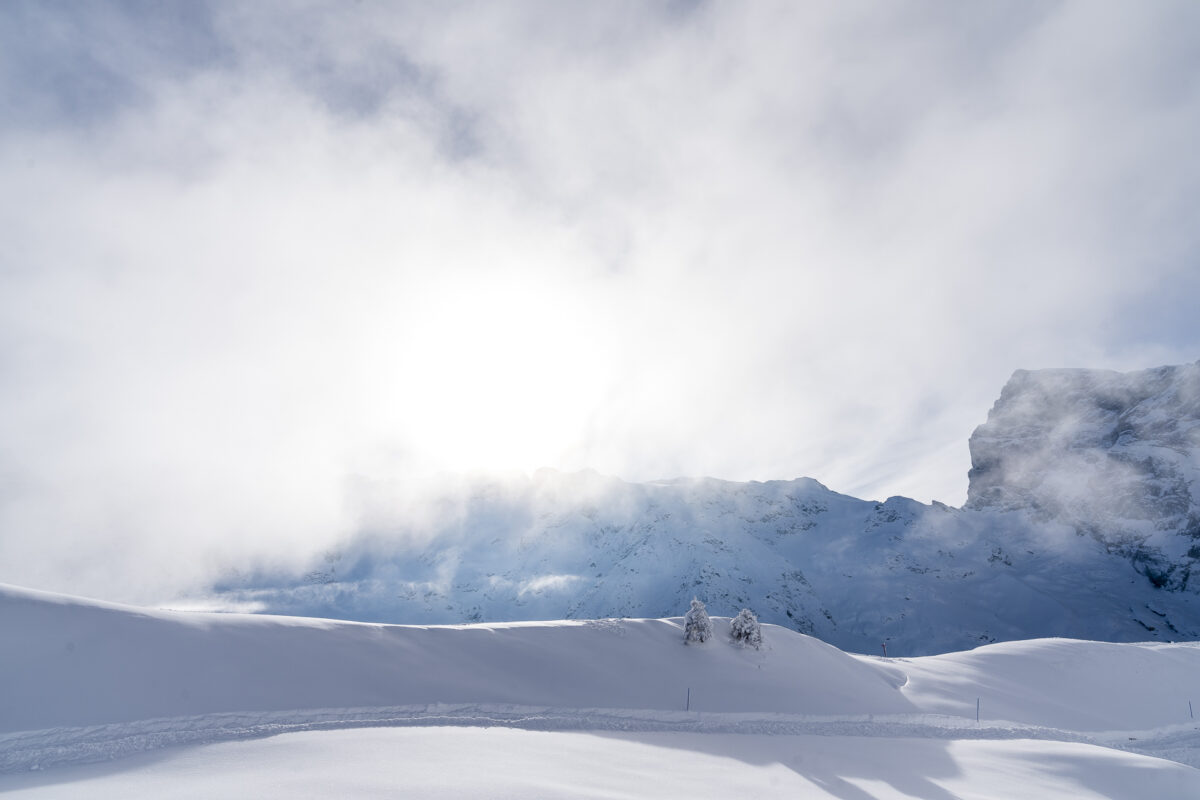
4, 728, 1198, 800
0, 583, 911, 735
894, 637, 1200, 732
3, 582, 1200, 797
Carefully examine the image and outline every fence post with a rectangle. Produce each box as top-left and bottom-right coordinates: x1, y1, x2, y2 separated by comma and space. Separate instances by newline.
976, 698, 980, 723
686, 687, 691, 712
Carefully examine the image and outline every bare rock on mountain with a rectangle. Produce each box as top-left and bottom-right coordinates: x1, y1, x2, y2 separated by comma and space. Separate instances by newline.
967, 361, 1200, 588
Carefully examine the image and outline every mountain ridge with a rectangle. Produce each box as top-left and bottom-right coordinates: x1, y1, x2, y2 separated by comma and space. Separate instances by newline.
208, 361, 1200, 655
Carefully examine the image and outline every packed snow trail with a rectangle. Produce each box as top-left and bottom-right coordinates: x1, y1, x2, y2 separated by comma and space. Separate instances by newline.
7, 704, 1200, 774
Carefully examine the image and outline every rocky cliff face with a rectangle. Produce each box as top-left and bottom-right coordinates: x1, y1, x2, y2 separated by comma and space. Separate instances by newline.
967, 362, 1200, 589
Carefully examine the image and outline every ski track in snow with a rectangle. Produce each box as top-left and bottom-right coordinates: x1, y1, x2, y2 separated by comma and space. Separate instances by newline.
5, 705, 1198, 774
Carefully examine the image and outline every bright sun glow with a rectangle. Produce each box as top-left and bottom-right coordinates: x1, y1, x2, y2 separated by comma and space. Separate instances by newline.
384, 281, 615, 474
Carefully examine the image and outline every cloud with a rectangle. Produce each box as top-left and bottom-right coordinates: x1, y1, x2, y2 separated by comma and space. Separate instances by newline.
2, 1, 1199, 601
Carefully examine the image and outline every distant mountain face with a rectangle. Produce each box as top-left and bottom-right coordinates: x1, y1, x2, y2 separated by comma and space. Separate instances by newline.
967, 362, 1200, 590
211, 362, 1200, 656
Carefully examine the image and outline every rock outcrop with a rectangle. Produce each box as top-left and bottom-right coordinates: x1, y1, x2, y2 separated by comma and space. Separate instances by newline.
967, 362, 1200, 588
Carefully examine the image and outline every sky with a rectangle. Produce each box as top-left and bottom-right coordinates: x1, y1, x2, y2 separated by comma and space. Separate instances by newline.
2, 1, 1200, 601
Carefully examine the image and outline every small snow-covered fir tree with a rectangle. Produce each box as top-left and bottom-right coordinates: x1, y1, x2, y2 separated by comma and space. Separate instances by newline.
730, 608, 762, 649
683, 597, 712, 644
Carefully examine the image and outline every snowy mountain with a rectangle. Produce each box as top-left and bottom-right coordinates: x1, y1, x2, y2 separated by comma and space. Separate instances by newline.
207, 361, 1200, 656
3, 583, 1199, 797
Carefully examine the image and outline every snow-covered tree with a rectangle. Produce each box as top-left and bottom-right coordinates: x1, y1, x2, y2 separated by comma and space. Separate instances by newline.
730, 608, 762, 649
683, 597, 712, 644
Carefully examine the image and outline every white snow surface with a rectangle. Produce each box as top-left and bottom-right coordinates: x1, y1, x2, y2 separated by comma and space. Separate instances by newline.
3, 582, 1200, 798
6, 729, 1199, 800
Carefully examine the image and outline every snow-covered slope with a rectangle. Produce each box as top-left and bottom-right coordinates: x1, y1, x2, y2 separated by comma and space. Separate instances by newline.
0, 583, 909, 736
4, 583, 1200, 742
203, 361, 1200, 655
7, 728, 1199, 800
3, 584, 1200, 798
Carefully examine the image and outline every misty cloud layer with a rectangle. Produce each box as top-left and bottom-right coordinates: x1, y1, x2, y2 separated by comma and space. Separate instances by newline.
2, 1, 1200, 602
